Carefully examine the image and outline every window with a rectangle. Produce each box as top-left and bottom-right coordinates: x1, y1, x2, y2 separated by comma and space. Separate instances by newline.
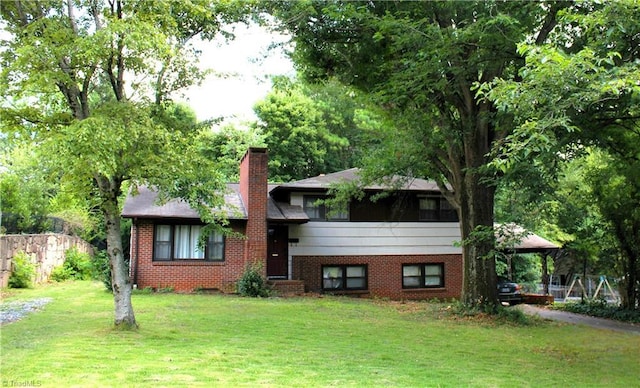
402, 263, 444, 288
153, 224, 224, 261
419, 197, 457, 221
322, 265, 367, 290
303, 195, 348, 221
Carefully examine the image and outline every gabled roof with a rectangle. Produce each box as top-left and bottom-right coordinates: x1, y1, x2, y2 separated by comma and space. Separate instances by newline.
497, 224, 560, 253
121, 184, 309, 223
514, 233, 559, 252
121, 185, 246, 220
270, 168, 441, 194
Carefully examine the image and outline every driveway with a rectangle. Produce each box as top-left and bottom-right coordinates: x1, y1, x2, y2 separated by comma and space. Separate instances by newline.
518, 304, 640, 335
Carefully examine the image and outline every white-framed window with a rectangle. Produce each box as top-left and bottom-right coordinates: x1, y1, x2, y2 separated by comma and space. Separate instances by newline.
402, 263, 444, 288
153, 224, 224, 261
303, 195, 349, 221
322, 265, 367, 290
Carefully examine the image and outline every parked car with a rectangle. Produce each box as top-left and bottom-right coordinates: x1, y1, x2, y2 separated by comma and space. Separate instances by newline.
497, 277, 525, 305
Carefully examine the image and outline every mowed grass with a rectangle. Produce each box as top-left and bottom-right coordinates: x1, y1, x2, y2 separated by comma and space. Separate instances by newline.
1, 282, 639, 387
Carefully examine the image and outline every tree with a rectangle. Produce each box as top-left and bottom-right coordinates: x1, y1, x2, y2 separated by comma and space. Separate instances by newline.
0, 142, 54, 233
268, 1, 567, 309
585, 152, 640, 308
254, 77, 346, 181
1, 0, 252, 328
485, 0, 640, 308
199, 123, 267, 182
254, 76, 383, 181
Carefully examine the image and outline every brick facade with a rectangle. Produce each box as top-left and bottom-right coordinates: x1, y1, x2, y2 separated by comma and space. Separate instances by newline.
239, 147, 268, 272
129, 147, 270, 292
293, 254, 463, 300
130, 220, 248, 292
126, 147, 466, 300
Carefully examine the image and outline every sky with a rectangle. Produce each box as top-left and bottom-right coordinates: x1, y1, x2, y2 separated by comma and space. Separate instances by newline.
177, 23, 294, 124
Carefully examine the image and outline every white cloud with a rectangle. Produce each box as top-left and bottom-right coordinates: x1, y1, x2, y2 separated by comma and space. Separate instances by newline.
177, 23, 294, 123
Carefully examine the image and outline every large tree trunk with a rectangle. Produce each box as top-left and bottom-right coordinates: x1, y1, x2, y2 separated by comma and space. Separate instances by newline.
458, 172, 499, 309
99, 176, 137, 329
616, 223, 639, 310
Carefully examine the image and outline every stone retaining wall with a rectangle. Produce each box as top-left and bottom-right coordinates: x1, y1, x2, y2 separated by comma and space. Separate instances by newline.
0, 234, 94, 287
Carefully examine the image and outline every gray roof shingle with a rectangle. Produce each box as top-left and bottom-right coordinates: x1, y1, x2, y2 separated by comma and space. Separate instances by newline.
121, 184, 246, 220
271, 168, 441, 193
122, 184, 308, 223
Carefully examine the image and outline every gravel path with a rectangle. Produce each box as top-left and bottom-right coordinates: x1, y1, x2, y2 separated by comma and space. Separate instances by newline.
0, 298, 53, 325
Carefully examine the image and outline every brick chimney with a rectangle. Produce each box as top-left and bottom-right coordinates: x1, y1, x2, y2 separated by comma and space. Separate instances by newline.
239, 147, 268, 266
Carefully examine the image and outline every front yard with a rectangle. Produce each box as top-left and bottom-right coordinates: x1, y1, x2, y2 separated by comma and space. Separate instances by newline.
1, 281, 638, 387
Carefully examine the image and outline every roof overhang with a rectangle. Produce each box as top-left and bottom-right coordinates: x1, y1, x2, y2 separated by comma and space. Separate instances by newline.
497, 224, 560, 254
121, 185, 246, 220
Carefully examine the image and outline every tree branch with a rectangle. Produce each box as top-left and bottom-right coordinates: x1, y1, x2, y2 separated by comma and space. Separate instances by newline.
66, 0, 78, 34
535, 2, 569, 45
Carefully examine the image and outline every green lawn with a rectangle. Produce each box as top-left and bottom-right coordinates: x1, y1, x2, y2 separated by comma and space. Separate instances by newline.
1, 281, 638, 387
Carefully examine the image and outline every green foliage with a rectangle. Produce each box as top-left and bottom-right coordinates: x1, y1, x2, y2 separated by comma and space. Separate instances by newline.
556, 300, 640, 324
155, 286, 176, 294
51, 247, 93, 282
0, 143, 54, 234
447, 299, 534, 326
494, 305, 534, 326
49, 267, 73, 283
198, 124, 267, 182
254, 77, 383, 181
8, 251, 35, 289
1, 0, 254, 327
268, 1, 569, 307
133, 286, 155, 295
236, 262, 271, 297
92, 250, 113, 292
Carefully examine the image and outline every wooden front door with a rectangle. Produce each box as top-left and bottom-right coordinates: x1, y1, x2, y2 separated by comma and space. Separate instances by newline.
267, 225, 288, 279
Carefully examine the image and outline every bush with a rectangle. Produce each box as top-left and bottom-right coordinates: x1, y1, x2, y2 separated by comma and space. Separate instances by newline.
51, 247, 93, 282
50, 266, 74, 282
92, 250, 112, 291
91, 250, 131, 292
9, 251, 35, 288
237, 262, 271, 297
446, 299, 535, 326
66, 247, 93, 280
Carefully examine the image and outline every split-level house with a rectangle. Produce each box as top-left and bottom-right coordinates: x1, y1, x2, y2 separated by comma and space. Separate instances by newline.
122, 147, 554, 299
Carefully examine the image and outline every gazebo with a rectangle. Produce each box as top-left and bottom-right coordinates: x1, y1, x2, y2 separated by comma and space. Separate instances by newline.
497, 224, 561, 296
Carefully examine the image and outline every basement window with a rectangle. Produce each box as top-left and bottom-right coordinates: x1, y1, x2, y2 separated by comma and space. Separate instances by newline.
402, 263, 444, 289
322, 265, 367, 291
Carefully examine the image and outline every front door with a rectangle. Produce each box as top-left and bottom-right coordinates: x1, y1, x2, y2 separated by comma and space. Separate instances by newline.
267, 225, 288, 279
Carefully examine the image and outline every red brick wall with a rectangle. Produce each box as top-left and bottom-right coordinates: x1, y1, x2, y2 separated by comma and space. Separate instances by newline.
128, 148, 271, 292
292, 254, 463, 300
130, 220, 248, 292
239, 147, 268, 272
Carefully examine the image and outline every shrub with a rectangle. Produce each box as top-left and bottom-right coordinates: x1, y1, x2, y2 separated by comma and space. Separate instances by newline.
65, 247, 93, 280
51, 247, 93, 282
92, 250, 112, 291
91, 250, 131, 292
9, 251, 35, 288
156, 286, 175, 293
445, 299, 535, 326
237, 262, 271, 297
50, 266, 74, 282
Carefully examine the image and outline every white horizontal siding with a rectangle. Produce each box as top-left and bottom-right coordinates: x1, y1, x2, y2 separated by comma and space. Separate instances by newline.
289, 222, 462, 256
